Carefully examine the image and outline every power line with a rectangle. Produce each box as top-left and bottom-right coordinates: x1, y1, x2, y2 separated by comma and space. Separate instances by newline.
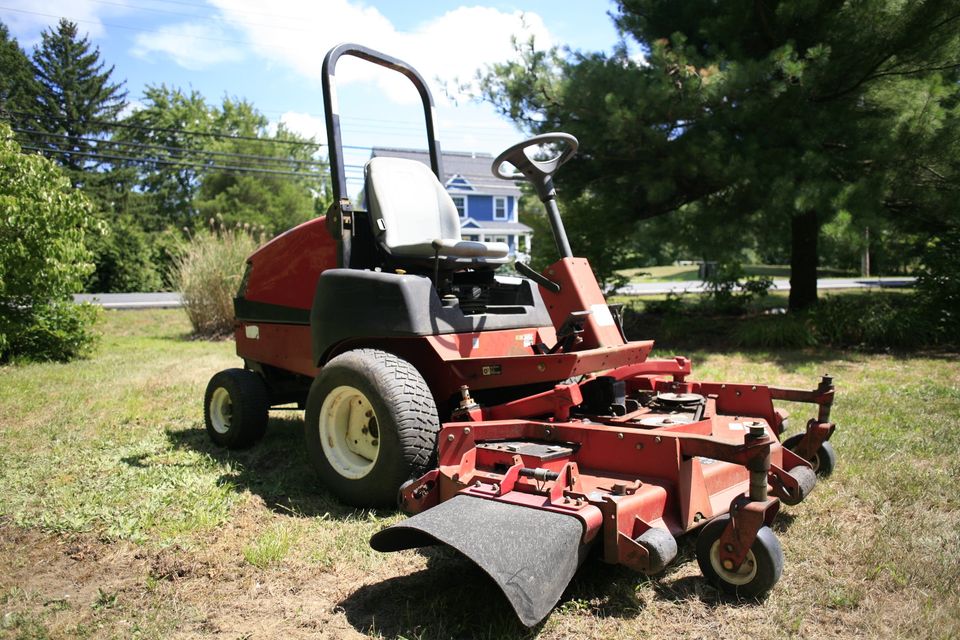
2, 108, 324, 147
12, 127, 326, 168
14, 141, 329, 181
3, 109, 385, 153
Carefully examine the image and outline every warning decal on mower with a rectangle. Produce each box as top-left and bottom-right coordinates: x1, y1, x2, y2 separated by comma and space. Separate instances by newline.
482, 365, 502, 376
590, 303, 616, 327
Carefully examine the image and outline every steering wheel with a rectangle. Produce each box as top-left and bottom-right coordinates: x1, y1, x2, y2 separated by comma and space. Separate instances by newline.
491, 132, 579, 202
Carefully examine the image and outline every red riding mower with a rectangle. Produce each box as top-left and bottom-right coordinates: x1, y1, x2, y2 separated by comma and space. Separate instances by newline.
203, 43, 838, 627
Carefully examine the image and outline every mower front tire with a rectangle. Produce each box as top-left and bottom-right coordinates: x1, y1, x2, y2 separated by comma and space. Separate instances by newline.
204, 368, 270, 449
304, 349, 440, 508
696, 515, 784, 598
783, 433, 837, 477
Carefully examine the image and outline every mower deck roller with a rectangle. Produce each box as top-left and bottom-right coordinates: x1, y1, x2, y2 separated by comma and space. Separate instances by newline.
202, 42, 839, 627
371, 495, 590, 626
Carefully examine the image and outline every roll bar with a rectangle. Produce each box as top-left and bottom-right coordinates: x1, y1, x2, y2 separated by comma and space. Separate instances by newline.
321, 43, 444, 204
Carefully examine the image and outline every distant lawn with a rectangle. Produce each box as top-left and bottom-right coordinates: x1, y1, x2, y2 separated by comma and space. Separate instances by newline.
0, 309, 957, 639
618, 264, 859, 283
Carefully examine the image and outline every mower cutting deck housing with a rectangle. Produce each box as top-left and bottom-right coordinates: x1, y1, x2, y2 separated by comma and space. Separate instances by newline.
203, 43, 838, 627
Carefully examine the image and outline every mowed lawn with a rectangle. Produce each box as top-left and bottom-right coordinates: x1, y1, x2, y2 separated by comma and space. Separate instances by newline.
1, 309, 958, 639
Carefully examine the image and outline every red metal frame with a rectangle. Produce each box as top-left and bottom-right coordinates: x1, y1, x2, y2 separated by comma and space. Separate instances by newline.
230, 215, 837, 582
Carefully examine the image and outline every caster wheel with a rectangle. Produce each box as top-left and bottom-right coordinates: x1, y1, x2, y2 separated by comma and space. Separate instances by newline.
696, 515, 784, 597
783, 433, 836, 477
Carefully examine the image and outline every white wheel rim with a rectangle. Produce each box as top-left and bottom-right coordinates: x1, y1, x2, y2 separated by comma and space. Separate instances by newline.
710, 540, 758, 586
210, 387, 232, 434
318, 385, 380, 479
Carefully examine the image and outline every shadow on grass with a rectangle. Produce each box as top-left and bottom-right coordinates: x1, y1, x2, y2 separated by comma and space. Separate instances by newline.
339, 529, 788, 639
158, 414, 365, 521
340, 548, 538, 639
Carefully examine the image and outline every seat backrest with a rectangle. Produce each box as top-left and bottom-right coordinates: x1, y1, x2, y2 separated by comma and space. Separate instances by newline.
365, 157, 460, 253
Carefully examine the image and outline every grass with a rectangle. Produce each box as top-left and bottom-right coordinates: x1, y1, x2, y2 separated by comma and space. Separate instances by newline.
0, 309, 958, 639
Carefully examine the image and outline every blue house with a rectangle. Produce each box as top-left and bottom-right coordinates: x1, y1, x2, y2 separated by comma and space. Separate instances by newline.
370, 148, 533, 259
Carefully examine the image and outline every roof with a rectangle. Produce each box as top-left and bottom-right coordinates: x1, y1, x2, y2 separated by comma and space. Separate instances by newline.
370, 147, 523, 197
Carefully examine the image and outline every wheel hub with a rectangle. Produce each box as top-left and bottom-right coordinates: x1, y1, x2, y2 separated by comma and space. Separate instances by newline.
710, 541, 758, 585
318, 385, 381, 479
209, 387, 232, 434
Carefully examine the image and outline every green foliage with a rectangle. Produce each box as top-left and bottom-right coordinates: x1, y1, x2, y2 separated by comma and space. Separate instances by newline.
117, 86, 324, 233
172, 224, 260, 337
703, 262, 774, 315
85, 216, 163, 293
811, 294, 941, 349
732, 315, 818, 349
479, 1, 960, 313
915, 221, 960, 338
0, 21, 37, 125
0, 121, 101, 361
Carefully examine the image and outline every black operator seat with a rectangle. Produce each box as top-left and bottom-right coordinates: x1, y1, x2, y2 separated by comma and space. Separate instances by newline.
364, 157, 510, 269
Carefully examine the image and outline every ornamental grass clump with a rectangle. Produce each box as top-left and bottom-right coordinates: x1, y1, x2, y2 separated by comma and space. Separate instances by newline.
173, 221, 262, 337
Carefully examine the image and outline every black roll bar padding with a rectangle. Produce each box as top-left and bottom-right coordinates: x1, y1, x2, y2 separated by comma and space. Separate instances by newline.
321, 43, 444, 205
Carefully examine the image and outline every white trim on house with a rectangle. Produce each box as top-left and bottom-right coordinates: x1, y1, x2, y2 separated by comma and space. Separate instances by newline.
493, 195, 508, 221
451, 194, 468, 219
445, 173, 475, 191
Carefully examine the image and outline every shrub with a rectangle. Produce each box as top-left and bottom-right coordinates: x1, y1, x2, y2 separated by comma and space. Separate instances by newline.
915, 226, 959, 340
0, 121, 102, 362
172, 225, 260, 337
810, 293, 938, 349
85, 216, 163, 293
702, 262, 774, 315
733, 314, 817, 349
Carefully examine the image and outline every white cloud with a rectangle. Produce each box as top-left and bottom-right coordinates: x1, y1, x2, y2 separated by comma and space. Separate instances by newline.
132, 22, 244, 70
1, 0, 131, 43
273, 111, 325, 140
208, 0, 552, 105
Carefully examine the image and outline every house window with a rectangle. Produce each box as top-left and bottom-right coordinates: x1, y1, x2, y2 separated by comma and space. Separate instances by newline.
451, 195, 467, 218
462, 234, 478, 241
492, 235, 508, 244
493, 196, 508, 220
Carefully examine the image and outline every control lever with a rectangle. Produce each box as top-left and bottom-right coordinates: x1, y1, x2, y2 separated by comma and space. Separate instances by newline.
515, 261, 561, 294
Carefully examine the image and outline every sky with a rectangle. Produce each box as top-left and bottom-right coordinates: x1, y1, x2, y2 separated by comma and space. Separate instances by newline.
2, 1, 626, 193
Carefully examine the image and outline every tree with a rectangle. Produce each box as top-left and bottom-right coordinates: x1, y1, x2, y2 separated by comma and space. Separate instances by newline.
118, 86, 326, 234
0, 121, 102, 361
480, 2, 960, 310
0, 21, 37, 127
28, 18, 126, 181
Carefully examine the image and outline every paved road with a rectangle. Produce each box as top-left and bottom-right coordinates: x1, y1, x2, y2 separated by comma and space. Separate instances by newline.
73, 292, 183, 309
74, 277, 916, 309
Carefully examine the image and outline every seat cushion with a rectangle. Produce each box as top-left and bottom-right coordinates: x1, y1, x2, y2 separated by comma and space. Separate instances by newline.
365, 157, 511, 265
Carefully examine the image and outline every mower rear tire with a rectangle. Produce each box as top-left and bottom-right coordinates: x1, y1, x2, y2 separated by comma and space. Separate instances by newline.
696, 515, 783, 598
304, 349, 439, 508
783, 433, 837, 477
204, 368, 270, 449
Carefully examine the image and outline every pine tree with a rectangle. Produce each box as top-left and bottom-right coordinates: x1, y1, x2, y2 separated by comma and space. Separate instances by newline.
0, 21, 36, 126
480, 1, 960, 310
29, 19, 126, 183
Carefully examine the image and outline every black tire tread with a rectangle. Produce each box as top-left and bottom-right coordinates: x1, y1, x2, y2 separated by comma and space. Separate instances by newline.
783, 433, 837, 477
336, 349, 439, 475
304, 349, 440, 507
204, 368, 270, 449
